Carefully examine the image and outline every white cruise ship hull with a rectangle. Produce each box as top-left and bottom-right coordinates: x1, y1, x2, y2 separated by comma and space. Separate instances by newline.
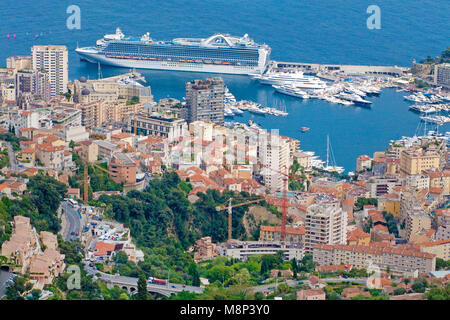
76, 49, 264, 75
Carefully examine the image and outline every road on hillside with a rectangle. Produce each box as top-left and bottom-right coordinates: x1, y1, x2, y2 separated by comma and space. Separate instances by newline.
0, 270, 14, 298
61, 201, 82, 241
6, 142, 18, 171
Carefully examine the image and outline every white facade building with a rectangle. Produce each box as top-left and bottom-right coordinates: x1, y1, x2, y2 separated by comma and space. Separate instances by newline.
305, 203, 348, 253
31, 45, 68, 96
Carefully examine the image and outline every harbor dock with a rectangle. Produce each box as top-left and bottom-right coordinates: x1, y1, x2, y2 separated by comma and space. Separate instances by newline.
269, 61, 409, 78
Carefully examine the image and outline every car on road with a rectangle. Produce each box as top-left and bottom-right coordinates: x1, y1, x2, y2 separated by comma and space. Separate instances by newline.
70, 232, 75, 235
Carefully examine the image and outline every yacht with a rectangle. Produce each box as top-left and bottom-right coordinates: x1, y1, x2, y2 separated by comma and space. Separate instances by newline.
336, 92, 372, 106
273, 83, 309, 99
256, 70, 306, 85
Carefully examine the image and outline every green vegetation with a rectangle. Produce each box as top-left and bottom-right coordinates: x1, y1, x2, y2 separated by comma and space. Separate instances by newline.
414, 78, 429, 89
126, 96, 140, 105
0, 149, 9, 169
136, 273, 148, 300
382, 211, 399, 237
288, 160, 308, 191
5, 276, 34, 300
70, 153, 123, 196
435, 258, 450, 270
354, 197, 378, 211
363, 217, 373, 234
94, 171, 265, 287
425, 284, 450, 300
0, 173, 67, 246
411, 277, 428, 293
49, 239, 103, 300
0, 132, 23, 152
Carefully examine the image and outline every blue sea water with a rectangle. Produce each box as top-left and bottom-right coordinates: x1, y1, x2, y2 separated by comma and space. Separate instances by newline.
0, 0, 449, 171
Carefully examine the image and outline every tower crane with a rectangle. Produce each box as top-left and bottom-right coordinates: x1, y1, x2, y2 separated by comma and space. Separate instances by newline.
79, 160, 115, 205
257, 162, 303, 242
215, 197, 265, 241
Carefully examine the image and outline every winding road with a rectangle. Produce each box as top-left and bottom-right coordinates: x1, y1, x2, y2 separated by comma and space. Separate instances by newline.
61, 201, 82, 241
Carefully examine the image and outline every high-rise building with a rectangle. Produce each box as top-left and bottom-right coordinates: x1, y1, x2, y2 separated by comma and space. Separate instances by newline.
15, 70, 51, 105
304, 203, 348, 253
434, 63, 450, 88
31, 45, 68, 97
258, 132, 290, 192
185, 77, 225, 125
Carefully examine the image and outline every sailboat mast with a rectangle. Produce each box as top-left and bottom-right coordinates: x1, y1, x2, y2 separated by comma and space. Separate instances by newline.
326, 135, 329, 167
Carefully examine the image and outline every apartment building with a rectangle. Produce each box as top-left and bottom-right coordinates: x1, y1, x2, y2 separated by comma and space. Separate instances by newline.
35, 144, 65, 169
0, 216, 38, 274
108, 153, 137, 184
15, 69, 51, 103
75, 140, 99, 163
223, 240, 304, 261
258, 133, 290, 192
304, 203, 348, 253
313, 243, 436, 275
185, 77, 225, 125
366, 176, 402, 198
405, 174, 430, 190
31, 45, 68, 96
406, 210, 432, 241
7, 56, 31, 71
259, 225, 306, 243
72, 72, 153, 105
419, 240, 450, 261
93, 140, 122, 160
434, 63, 450, 88
399, 148, 440, 176
126, 112, 187, 142
356, 155, 371, 172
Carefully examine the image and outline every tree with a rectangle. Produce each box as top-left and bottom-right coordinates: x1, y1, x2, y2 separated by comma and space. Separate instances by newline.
234, 268, 251, 286
393, 287, 407, 296
30, 289, 42, 300
411, 278, 427, 293
277, 283, 290, 294
136, 273, 148, 300
291, 258, 298, 278
435, 258, 450, 270
254, 291, 264, 300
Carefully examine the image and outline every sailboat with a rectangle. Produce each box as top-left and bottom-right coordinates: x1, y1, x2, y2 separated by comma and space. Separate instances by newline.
278, 101, 288, 116
322, 135, 345, 174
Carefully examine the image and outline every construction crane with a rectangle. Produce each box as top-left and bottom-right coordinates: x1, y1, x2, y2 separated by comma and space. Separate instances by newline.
257, 162, 303, 242
80, 160, 115, 205
215, 197, 264, 241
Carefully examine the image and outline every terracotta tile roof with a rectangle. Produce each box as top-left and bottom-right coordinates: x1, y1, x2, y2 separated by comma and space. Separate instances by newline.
22, 148, 35, 154
419, 239, 450, 247
347, 228, 370, 241
343, 199, 354, 206
260, 225, 306, 235
94, 242, 116, 256
314, 243, 436, 259
111, 132, 132, 139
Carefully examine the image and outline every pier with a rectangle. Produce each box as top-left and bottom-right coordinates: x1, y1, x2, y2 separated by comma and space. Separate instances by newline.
269, 61, 409, 78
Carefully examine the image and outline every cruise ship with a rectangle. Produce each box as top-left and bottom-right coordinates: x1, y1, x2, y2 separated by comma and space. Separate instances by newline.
75, 28, 271, 75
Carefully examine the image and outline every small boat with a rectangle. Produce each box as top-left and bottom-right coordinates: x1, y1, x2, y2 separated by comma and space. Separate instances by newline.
300, 127, 310, 132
